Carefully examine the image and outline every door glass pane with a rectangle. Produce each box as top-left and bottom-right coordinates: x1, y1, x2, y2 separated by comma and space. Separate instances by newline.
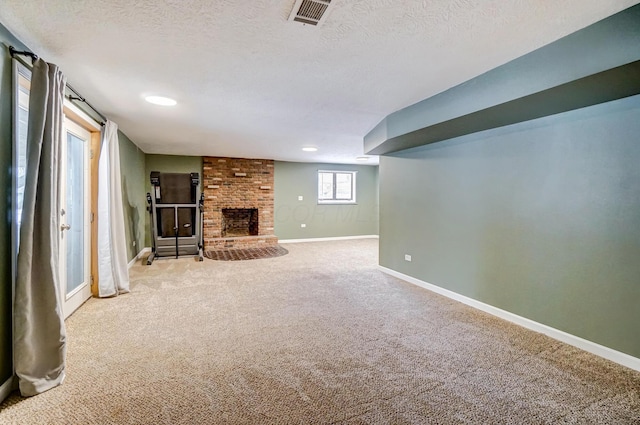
66, 132, 85, 294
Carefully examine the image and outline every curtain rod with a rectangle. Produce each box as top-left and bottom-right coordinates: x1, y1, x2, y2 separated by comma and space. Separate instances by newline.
9, 45, 107, 126
9, 46, 37, 61
66, 84, 107, 124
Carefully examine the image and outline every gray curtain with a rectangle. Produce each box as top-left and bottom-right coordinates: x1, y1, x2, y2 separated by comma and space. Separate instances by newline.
14, 58, 67, 396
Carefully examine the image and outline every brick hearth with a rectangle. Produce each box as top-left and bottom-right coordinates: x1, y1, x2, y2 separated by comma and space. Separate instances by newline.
202, 157, 278, 249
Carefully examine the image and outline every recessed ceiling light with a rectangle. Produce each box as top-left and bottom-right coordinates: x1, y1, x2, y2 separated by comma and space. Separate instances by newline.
145, 95, 177, 106
302, 147, 318, 152
356, 156, 369, 161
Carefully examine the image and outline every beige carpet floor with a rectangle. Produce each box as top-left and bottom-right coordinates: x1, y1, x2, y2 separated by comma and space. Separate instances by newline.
1, 239, 639, 424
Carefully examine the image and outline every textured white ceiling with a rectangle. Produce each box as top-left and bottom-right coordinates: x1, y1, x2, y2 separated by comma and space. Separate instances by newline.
2, 0, 638, 164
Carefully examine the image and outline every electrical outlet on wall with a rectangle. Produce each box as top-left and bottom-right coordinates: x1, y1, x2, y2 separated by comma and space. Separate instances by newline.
301, 224, 306, 228
133, 240, 136, 247
404, 254, 412, 262
298, 196, 303, 201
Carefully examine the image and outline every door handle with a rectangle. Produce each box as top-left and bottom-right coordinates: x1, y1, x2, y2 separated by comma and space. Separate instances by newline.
61, 224, 71, 231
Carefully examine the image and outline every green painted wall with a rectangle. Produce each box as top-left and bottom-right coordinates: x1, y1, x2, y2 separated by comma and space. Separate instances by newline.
274, 162, 378, 240
118, 131, 146, 262
144, 154, 203, 247
379, 94, 640, 358
0, 24, 30, 391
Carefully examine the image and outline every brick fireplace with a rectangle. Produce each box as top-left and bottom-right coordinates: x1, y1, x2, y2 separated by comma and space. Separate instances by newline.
202, 157, 278, 249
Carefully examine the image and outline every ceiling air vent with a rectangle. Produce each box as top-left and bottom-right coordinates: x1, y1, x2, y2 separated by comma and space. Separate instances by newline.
288, 0, 335, 26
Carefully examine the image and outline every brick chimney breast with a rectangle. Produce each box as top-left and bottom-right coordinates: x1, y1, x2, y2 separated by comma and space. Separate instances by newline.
202, 157, 277, 249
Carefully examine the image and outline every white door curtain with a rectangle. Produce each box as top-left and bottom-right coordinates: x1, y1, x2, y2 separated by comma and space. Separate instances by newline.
97, 120, 130, 297
14, 58, 67, 397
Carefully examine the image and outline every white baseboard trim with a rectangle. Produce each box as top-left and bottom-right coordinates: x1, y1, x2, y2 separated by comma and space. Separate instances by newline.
0, 376, 14, 403
379, 266, 640, 372
128, 247, 151, 269
279, 235, 379, 244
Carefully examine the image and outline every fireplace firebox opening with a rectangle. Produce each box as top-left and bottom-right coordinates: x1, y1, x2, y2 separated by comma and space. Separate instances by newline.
221, 208, 258, 237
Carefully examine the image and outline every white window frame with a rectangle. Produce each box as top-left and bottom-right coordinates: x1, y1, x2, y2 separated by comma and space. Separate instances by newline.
317, 170, 357, 204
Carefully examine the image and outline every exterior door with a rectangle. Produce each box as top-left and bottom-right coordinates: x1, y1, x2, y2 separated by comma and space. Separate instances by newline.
59, 118, 92, 318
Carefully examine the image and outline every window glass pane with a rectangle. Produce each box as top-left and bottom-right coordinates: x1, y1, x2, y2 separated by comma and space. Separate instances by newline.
335, 173, 352, 200
16, 106, 28, 227
15, 68, 30, 241
319, 172, 334, 199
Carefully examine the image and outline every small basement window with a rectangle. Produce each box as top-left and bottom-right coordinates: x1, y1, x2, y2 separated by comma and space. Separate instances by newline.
318, 170, 356, 204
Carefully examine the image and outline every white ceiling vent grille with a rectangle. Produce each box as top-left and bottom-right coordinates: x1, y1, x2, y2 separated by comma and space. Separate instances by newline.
288, 0, 335, 26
